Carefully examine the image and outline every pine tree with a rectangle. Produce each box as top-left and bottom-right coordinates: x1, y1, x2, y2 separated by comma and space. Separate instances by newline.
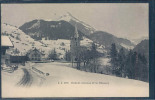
117, 48, 126, 77
14, 48, 20, 55
48, 48, 58, 60
141, 54, 147, 65
65, 50, 71, 61
137, 54, 148, 82
90, 43, 99, 73
110, 43, 118, 75
90, 43, 97, 58
80, 49, 92, 71
124, 50, 149, 82
125, 50, 133, 78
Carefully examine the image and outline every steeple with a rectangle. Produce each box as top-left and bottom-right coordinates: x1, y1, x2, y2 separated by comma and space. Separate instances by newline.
70, 24, 81, 68
74, 25, 79, 38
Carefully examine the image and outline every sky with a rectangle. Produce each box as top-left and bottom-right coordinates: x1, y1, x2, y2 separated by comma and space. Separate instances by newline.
1, 3, 148, 40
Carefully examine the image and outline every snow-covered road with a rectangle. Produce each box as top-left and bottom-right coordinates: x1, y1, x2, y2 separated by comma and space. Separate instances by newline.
2, 62, 149, 97
17, 68, 33, 87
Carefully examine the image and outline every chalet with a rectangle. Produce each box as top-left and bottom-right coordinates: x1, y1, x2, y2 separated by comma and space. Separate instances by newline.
10, 56, 27, 64
1, 36, 14, 65
26, 48, 45, 61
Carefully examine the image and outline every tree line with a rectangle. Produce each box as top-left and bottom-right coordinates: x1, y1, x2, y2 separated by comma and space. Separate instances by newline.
56, 42, 149, 82
65, 43, 102, 73
110, 43, 148, 82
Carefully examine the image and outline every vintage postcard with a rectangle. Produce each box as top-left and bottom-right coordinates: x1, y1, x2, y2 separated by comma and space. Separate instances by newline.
1, 3, 149, 97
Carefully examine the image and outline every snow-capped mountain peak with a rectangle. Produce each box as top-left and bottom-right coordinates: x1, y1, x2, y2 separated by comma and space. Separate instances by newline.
58, 12, 73, 22
57, 12, 96, 34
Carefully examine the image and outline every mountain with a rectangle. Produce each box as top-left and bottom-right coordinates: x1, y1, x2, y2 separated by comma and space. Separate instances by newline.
2, 23, 50, 56
89, 31, 135, 50
57, 12, 95, 35
2, 23, 96, 58
133, 39, 149, 61
19, 19, 84, 40
57, 12, 135, 50
19, 13, 135, 51
19, 20, 134, 51
1, 23, 71, 58
132, 36, 149, 45
19, 12, 96, 40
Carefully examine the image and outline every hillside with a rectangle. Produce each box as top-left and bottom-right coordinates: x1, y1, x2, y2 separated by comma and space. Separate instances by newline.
2, 62, 149, 97
19, 19, 135, 51
19, 20, 84, 40
89, 31, 135, 50
58, 13, 135, 50
1, 23, 70, 58
133, 39, 149, 60
2, 23, 98, 58
132, 36, 149, 45
2, 23, 44, 55
2, 11, 137, 58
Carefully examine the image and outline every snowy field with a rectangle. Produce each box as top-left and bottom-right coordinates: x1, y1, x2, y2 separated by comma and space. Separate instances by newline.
2, 62, 149, 97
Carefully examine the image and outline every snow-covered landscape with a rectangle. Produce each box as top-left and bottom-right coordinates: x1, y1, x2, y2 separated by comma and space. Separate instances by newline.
1, 20, 149, 97
1, 4, 149, 98
2, 23, 69, 58
2, 23, 98, 59
2, 62, 149, 97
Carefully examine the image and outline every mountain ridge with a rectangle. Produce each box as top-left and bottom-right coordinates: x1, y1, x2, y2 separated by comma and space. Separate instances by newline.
18, 13, 135, 51
133, 39, 149, 61
88, 31, 135, 50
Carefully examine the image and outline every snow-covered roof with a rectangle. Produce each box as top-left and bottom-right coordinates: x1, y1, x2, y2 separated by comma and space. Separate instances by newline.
26, 48, 45, 55
1, 36, 14, 47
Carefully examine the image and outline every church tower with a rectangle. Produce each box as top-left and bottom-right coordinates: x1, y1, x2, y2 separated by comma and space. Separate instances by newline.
70, 26, 80, 67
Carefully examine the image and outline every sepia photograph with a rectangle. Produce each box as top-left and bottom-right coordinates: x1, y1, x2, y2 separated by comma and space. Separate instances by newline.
1, 3, 149, 97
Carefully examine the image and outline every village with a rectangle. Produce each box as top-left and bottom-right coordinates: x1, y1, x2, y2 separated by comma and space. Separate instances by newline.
1, 4, 150, 97
1, 26, 149, 97
1, 26, 105, 86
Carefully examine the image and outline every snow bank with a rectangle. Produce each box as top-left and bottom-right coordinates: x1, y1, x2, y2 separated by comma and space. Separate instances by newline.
2, 62, 149, 97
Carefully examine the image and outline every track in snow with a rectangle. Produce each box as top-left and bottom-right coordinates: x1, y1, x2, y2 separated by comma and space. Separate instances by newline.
17, 68, 33, 87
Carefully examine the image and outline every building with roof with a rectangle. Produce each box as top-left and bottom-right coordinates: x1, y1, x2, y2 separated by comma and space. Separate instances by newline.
1, 36, 14, 65
1, 36, 14, 54
26, 48, 45, 61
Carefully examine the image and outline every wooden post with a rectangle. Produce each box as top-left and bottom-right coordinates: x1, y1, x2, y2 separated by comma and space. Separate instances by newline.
72, 59, 73, 68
